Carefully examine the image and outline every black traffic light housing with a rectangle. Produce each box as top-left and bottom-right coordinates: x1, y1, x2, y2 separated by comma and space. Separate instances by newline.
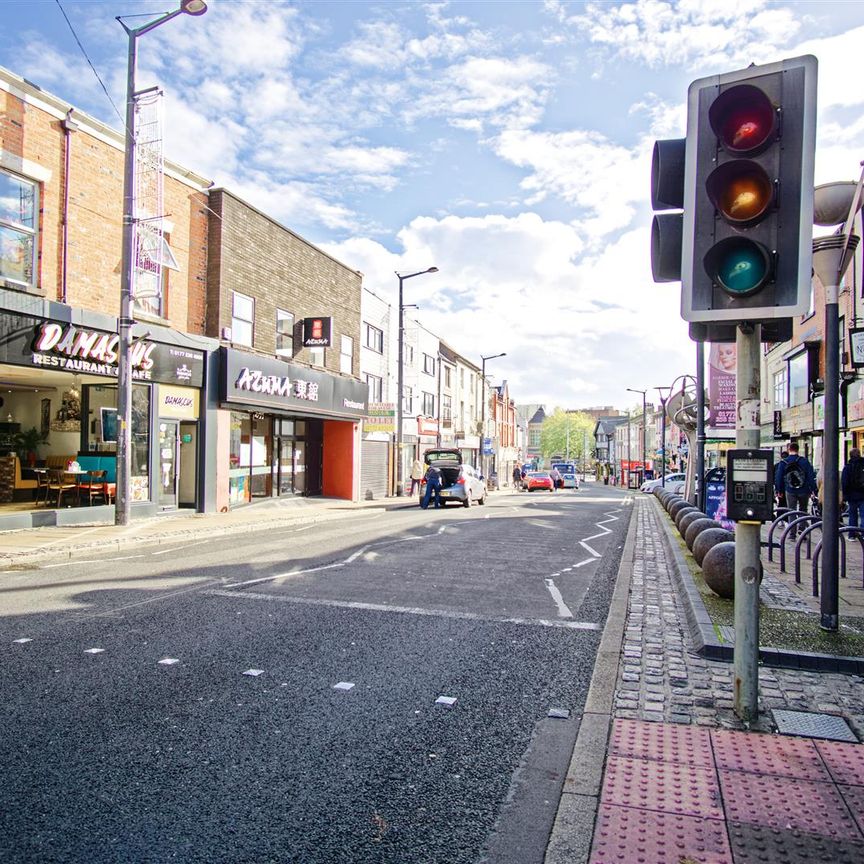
680, 55, 817, 324
651, 138, 686, 282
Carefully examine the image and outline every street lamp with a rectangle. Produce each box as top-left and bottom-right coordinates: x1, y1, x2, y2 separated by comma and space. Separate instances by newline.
480, 352, 506, 480
115, 0, 208, 526
395, 267, 438, 496
654, 386, 673, 486
626, 387, 647, 487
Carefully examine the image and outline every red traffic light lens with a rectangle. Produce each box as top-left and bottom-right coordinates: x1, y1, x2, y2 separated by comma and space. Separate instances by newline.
709, 84, 776, 155
706, 160, 773, 225
704, 237, 772, 296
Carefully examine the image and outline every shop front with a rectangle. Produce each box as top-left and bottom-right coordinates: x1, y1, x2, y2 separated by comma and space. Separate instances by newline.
0, 302, 210, 525
219, 348, 367, 507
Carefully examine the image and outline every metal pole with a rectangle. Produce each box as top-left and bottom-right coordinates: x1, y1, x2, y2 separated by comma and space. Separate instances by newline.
734, 322, 761, 722
436, 351, 442, 448
395, 275, 405, 496
822, 279, 841, 630
660, 399, 667, 485
641, 392, 646, 481
696, 341, 707, 512
115, 26, 138, 527
627, 411, 631, 489
480, 357, 486, 478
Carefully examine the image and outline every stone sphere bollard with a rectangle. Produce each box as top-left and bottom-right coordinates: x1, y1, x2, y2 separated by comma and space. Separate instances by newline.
702, 541, 736, 598
669, 499, 692, 519
684, 518, 721, 550
674, 506, 700, 531
692, 527, 734, 567
678, 510, 706, 536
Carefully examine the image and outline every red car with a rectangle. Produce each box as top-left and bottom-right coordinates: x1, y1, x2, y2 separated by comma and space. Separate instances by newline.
524, 471, 554, 492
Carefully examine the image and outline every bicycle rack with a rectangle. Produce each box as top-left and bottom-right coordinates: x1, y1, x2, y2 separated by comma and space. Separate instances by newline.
779, 515, 821, 573
767, 509, 807, 562
811, 528, 864, 596
792, 521, 823, 583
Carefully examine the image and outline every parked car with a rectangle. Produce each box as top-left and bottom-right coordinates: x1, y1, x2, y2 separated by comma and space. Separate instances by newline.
524, 471, 555, 492
561, 471, 580, 489
419, 448, 487, 507
640, 472, 686, 493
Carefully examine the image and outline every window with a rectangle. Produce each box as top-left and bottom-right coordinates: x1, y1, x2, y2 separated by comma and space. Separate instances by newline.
364, 323, 383, 353
133, 230, 178, 319
232, 292, 254, 347
442, 395, 452, 424
773, 368, 788, 410
788, 351, 809, 407
423, 353, 436, 375
309, 346, 325, 367
365, 373, 382, 402
340, 335, 353, 374
422, 391, 435, 416
276, 310, 294, 358
444, 366, 452, 388
405, 345, 414, 366
0, 168, 37, 291
402, 386, 413, 415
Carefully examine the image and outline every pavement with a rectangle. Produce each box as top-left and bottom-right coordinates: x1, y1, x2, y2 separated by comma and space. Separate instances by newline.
4, 488, 864, 863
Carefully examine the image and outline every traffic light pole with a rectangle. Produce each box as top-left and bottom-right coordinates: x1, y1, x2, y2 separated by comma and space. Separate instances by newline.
734, 322, 761, 722
696, 341, 706, 511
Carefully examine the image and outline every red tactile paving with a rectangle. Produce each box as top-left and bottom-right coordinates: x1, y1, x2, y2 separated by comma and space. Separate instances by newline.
601, 755, 723, 820
839, 784, 864, 836
711, 728, 830, 781
590, 804, 732, 864
726, 821, 864, 864
719, 769, 862, 839
816, 739, 864, 786
610, 717, 714, 768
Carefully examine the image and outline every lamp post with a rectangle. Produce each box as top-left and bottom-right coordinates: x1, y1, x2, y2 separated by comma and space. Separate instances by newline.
627, 387, 647, 486
655, 386, 673, 485
115, 0, 208, 526
395, 267, 438, 496
480, 353, 506, 480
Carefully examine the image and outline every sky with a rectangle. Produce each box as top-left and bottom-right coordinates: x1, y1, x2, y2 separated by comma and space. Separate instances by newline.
3, 0, 864, 413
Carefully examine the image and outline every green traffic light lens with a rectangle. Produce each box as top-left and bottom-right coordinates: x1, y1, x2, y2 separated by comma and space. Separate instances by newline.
704, 237, 772, 297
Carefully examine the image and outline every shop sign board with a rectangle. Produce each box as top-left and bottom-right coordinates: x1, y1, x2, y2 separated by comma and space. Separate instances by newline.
158, 385, 199, 420
302, 316, 332, 347
0, 313, 205, 387
850, 328, 864, 368
366, 402, 395, 433
417, 415, 439, 436
220, 347, 367, 419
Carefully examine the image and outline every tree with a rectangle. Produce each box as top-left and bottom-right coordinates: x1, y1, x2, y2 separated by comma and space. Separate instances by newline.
540, 409, 595, 464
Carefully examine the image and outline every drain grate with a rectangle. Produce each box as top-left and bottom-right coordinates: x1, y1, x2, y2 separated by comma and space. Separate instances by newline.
772, 709, 858, 743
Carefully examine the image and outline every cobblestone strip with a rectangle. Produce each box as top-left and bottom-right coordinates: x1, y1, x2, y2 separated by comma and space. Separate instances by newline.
615, 497, 864, 735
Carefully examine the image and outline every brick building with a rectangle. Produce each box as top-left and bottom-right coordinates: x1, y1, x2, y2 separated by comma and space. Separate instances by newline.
0, 66, 217, 525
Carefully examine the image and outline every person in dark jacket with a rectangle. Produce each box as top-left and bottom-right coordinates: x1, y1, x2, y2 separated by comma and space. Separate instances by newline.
775, 442, 816, 517
420, 465, 443, 509
841, 448, 864, 529
773, 450, 788, 506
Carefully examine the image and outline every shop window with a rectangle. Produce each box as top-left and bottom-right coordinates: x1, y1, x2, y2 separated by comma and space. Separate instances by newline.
340, 335, 353, 374
422, 391, 435, 416
364, 323, 383, 353
788, 351, 809, 407
402, 386, 412, 415
365, 373, 382, 402
276, 309, 294, 358
232, 292, 254, 347
0, 167, 37, 292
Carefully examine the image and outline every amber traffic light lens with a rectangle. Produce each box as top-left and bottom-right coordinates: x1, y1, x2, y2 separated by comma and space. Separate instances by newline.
709, 84, 776, 155
706, 161, 773, 226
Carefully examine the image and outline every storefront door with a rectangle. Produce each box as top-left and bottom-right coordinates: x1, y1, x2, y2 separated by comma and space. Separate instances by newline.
158, 421, 179, 509
274, 437, 295, 496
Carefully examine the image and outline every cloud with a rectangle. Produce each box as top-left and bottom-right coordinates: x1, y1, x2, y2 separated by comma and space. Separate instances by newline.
567, 0, 800, 70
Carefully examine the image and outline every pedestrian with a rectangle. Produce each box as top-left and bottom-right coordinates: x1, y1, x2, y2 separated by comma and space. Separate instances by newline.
512, 463, 523, 491
773, 450, 788, 507
409, 457, 424, 496
420, 464, 443, 509
549, 466, 561, 491
841, 447, 864, 529
775, 442, 816, 532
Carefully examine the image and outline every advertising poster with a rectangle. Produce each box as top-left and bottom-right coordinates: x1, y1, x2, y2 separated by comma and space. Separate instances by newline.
707, 343, 736, 438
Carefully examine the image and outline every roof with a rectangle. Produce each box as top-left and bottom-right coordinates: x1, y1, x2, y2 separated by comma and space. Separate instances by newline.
528, 407, 546, 424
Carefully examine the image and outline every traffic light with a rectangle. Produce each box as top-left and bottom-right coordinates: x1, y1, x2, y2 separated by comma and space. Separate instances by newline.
680, 55, 817, 324
651, 138, 686, 282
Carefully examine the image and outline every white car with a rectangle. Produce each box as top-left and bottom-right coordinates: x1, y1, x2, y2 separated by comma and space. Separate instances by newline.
561, 471, 580, 489
640, 473, 686, 493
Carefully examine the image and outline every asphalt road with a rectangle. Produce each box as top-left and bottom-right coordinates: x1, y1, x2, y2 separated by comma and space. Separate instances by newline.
1, 484, 632, 864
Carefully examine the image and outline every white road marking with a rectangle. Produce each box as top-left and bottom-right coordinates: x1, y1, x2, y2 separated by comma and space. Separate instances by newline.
12, 638, 32, 644
544, 578, 574, 619
333, 681, 355, 691
242, 669, 264, 676
84, 648, 105, 654
41, 559, 101, 569
158, 658, 180, 665
206, 589, 600, 630
151, 541, 207, 556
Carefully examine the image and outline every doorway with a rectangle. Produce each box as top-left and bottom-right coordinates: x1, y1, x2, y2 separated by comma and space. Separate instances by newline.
178, 421, 197, 508
158, 420, 178, 510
